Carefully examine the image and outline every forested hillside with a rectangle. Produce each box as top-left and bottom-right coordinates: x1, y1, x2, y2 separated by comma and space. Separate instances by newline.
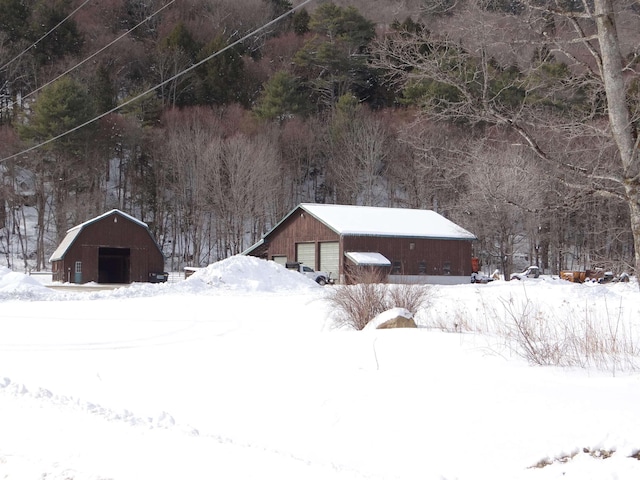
1, 0, 639, 277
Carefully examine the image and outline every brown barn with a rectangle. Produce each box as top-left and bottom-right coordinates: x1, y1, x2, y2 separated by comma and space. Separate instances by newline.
244, 204, 477, 284
49, 210, 165, 284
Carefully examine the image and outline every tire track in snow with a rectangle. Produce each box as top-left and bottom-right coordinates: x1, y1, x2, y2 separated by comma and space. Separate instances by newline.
0, 376, 392, 480
0, 320, 239, 352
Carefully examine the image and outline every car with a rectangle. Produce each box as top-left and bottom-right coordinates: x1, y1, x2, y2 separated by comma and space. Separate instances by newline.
510, 266, 540, 280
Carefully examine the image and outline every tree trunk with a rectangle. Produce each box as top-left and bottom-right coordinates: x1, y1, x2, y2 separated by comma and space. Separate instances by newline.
594, 0, 640, 277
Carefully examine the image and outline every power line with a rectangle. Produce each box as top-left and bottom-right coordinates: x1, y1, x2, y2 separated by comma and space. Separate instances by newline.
8, 0, 177, 107
0, 0, 315, 164
0, 0, 94, 73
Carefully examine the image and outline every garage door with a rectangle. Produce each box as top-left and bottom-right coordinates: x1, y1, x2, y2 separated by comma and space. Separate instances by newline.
272, 255, 287, 266
296, 243, 316, 269
320, 242, 339, 280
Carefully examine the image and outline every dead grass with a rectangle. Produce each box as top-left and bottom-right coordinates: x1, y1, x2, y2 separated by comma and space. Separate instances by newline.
416, 288, 639, 373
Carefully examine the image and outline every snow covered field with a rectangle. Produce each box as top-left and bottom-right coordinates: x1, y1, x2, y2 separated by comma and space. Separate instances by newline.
1, 256, 640, 480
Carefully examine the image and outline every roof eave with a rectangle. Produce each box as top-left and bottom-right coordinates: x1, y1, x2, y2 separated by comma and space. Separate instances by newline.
341, 232, 477, 241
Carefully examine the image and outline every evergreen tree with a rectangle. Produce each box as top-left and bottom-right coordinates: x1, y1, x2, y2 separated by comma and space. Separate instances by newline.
90, 63, 117, 113
294, 3, 379, 108
254, 71, 310, 120
293, 8, 310, 35
30, 0, 84, 64
0, 0, 30, 42
195, 36, 247, 106
19, 76, 96, 149
160, 22, 200, 61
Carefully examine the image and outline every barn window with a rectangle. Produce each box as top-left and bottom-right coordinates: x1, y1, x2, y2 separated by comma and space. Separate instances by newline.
409, 242, 415, 250
418, 261, 427, 275
391, 261, 401, 274
75, 261, 82, 273
443, 262, 451, 275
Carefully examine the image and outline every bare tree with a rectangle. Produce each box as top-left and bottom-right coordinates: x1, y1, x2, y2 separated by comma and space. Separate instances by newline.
156, 107, 222, 268
326, 98, 393, 205
374, 0, 640, 277
207, 131, 281, 257
455, 141, 547, 278
387, 118, 468, 210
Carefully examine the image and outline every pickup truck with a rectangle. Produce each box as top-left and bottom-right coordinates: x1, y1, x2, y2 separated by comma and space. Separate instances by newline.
510, 266, 540, 280
285, 262, 333, 285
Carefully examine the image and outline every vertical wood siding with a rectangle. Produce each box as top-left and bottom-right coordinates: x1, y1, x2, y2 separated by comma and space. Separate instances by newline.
52, 212, 164, 283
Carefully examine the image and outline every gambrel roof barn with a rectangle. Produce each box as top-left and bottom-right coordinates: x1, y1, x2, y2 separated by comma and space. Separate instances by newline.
50, 210, 165, 284
245, 204, 476, 284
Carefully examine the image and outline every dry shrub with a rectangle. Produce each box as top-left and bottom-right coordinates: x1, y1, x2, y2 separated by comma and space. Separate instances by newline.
500, 295, 639, 372
329, 282, 390, 330
328, 270, 431, 330
388, 283, 431, 314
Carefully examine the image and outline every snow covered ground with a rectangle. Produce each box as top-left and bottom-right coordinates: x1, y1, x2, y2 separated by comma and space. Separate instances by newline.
1, 256, 640, 480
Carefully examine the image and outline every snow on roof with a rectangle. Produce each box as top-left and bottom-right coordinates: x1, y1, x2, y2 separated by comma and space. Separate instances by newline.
70, 209, 149, 232
49, 229, 82, 262
345, 252, 391, 266
49, 210, 150, 262
300, 204, 476, 240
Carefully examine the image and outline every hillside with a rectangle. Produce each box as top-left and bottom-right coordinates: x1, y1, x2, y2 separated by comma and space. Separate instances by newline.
1, 0, 639, 277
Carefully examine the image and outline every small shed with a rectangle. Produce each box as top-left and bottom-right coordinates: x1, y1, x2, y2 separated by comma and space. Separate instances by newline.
49, 210, 165, 284
244, 203, 477, 284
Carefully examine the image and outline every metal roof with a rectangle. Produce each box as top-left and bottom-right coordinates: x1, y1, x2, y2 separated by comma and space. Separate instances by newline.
299, 204, 477, 240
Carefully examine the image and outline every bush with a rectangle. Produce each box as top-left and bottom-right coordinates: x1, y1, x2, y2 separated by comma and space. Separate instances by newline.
500, 294, 639, 372
328, 271, 431, 330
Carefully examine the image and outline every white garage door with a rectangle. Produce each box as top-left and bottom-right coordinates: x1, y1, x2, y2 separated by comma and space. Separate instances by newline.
296, 243, 316, 269
320, 242, 339, 280
272, 255, 287, 266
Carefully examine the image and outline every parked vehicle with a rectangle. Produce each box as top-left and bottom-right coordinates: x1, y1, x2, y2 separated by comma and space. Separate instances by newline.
285, 262, 333, 285
471, 272, 493, 284
510, 266, 540, 280
561, 270, 630, 284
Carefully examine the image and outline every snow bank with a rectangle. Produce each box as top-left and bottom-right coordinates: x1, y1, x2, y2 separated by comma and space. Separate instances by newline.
186, 255, 321, 292
0, 266, 52, 300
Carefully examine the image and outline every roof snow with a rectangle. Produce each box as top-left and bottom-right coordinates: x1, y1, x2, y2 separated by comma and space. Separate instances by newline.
300, 204, 476, 240
49, 210, 149, 262
345, 252, 391, 266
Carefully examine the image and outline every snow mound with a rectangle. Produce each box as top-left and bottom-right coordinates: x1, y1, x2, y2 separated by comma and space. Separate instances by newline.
186, 255, 321, 292
0, 266, 53, 300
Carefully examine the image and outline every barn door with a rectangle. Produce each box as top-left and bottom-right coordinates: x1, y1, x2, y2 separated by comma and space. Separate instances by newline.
74, 261, 82, 284
296, 243, 316, 269
319, 242, 339, 280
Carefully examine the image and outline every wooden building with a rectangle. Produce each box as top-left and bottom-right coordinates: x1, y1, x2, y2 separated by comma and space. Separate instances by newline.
244, 204, 477, 284
49, 210, 165, 284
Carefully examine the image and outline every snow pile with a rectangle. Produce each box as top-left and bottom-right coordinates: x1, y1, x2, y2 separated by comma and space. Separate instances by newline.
0, 266, 52, 300
186, 255, 321, 292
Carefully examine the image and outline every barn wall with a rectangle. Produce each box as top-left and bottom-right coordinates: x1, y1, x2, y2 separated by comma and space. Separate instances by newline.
264, 208, 340, 268
55, 213, 164, 283
342, 236, 473, 277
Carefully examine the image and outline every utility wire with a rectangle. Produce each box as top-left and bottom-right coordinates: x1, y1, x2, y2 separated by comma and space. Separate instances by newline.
0, 0, 94, 73
5, 0, 177, 107
0, 0, 315, 164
